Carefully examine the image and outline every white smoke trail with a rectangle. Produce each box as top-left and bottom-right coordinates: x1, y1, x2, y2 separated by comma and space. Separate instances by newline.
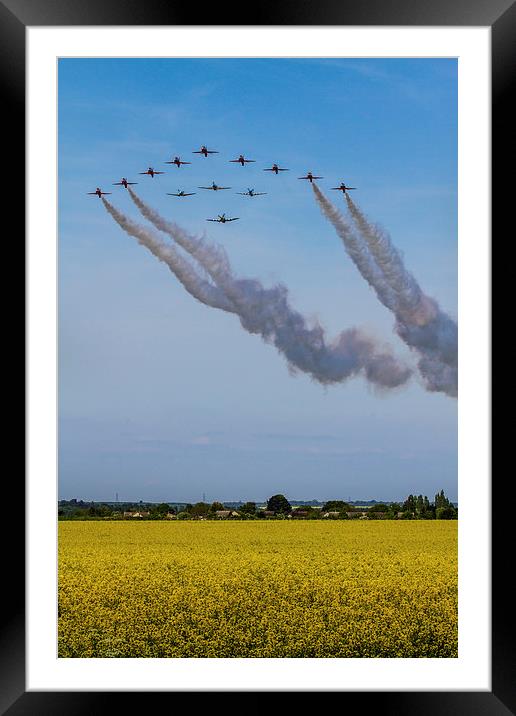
125, 190, 413, 390
312, 184, 457, 398
102, 198, 237, 313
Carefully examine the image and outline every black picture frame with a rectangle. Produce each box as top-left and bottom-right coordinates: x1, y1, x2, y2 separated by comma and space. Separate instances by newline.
5, 0, 507, 712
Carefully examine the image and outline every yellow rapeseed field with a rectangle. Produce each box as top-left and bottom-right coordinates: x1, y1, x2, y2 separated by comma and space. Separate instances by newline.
58, 521, 457, 658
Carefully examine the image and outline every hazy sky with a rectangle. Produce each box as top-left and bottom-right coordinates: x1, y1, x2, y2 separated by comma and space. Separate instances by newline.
58, 58, 457, 504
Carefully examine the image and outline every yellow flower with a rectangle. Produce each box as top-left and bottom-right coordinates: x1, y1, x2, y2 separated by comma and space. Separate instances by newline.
59, 520, 457, 658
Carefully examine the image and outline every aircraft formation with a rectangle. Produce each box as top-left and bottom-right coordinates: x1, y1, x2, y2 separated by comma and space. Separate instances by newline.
88, 144, 357, 224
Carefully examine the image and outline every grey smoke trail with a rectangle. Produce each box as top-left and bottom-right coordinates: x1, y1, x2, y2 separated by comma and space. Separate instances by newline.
128, 188, 230, 280
312, 184, 457, 398
126, 189, 413, 390
344, 194, 458, 397
344, 194, 432, 323
102, 198, 237, 313
310, 187, 399, 314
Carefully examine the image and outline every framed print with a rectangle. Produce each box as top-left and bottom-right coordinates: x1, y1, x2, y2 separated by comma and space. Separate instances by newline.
5, 0, 509, 711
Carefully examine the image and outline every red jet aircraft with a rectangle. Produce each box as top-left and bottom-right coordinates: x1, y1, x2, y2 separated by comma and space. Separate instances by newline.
165, 156, 191, 168
193, 145, 219, 157
139, 167, 164, 178
264, 164, 289, 174
331, 182, 357, 194
88, 187, 111, 198
113, 178, 138, 189
298, 172, 323, 183
229, 154, 256, 166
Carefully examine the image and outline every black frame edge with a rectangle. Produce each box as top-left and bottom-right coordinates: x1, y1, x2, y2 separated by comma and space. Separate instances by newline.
0, 0, 26, 714
492, 2, 516, 714
9, 0, 511, 712
0, 0, 515, 26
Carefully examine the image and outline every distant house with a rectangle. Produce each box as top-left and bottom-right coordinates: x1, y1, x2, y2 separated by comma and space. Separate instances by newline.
291, 510, 308, 519
165, 513, 176, 520
325, 511, 341, 518
215, 510, 232, 519
263, 511, 275, 518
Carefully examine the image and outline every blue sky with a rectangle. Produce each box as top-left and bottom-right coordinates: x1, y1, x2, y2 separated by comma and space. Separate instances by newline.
58, 58, 457, 503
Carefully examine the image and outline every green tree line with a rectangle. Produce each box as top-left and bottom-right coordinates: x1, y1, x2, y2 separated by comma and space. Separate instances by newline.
58, 489, 457, 521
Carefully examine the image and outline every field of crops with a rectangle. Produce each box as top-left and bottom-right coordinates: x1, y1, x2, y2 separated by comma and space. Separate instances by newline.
58, 521, 457, 658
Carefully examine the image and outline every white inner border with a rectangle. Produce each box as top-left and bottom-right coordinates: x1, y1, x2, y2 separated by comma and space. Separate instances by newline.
27, 27, 490, 691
